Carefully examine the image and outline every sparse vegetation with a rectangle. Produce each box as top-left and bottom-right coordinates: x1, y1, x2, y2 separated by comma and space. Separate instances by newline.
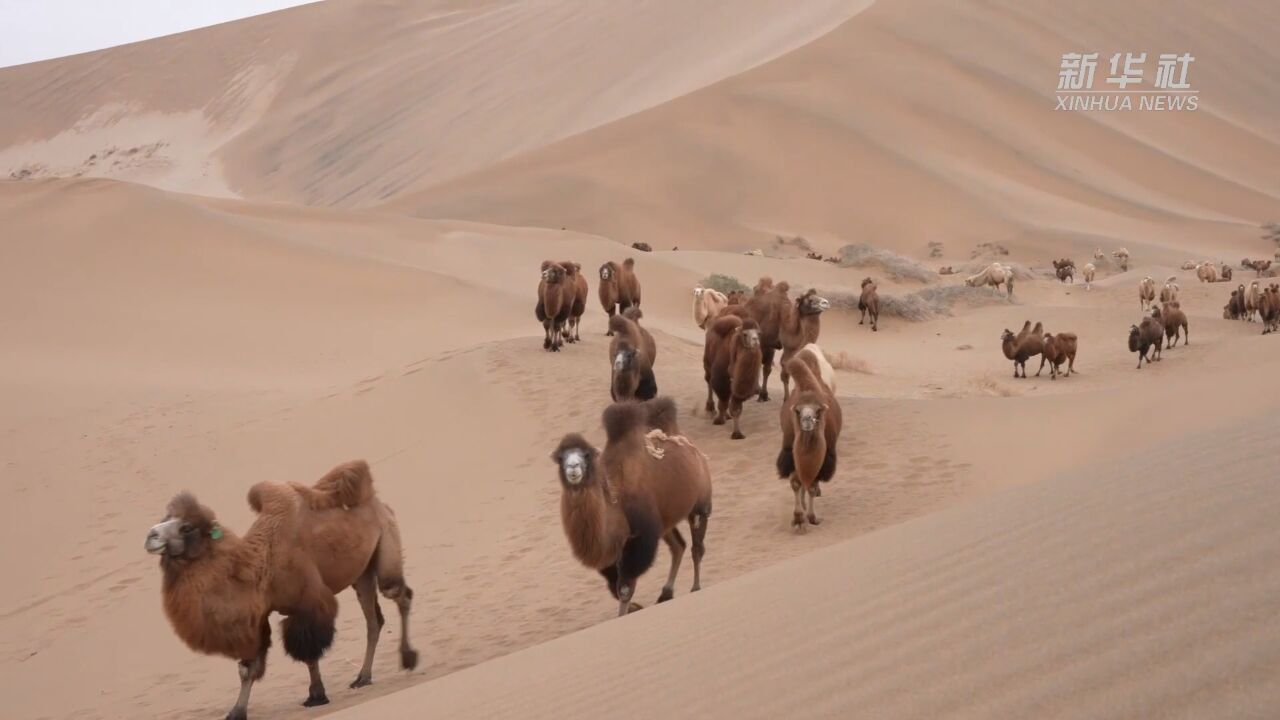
702, 273, 750, 295
927, 241, 944, 258
836, 243, 935, 283
823, 350, 872, 374
823, 284, 1012, 321
1263, 222, 1280, 247
970, 242, 1010, 259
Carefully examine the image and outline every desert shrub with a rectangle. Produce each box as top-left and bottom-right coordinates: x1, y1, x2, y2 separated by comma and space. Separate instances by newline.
702, 274, 750, 294
836, 243, 935, 283
823, 284, 1011, 321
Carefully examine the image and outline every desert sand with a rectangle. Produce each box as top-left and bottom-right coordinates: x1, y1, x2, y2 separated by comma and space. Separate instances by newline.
1, 1, 1278, 719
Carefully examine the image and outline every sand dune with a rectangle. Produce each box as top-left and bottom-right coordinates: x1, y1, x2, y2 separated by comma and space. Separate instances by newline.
3, 0, 1280, 718
332, 407, 1280, 719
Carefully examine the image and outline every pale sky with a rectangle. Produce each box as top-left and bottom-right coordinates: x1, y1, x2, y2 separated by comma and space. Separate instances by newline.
0, 0, 321, 67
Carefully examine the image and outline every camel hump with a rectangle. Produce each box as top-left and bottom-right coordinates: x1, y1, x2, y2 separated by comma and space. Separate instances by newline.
710, 315, 743, 337
313, 460, 375, 508
602, 401, 649, 445
622, 306, 643, 321
774, 281, 791, 295
623, 258, 636, 269
644, 396, 680, 435
608, 314, 633, 336
247, 481, 296, 516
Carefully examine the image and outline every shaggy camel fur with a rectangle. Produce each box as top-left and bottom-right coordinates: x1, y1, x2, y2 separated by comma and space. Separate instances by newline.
609, 308, 658, 401
145, 461, 417, 720
1159, 277, 1180, 304
1225, 288, 1245, 320
1129, 312, 1164, 368
1056, 265, 1074, 283
1138, 276, 1156, 310
536, 261, 573, 352
965, 263, 1015, 297
561, 261, 588, 343
779, 289, 831, 401
720, 277, 792, 402
692, 286, 729, 329
1221, 265, 1234, 281
599, 259, 641, 334
1039, 332, 1078, 380
1244, 281, 1262, 322
1196, 262, 1220, 283
800, 343, 837, 394
1113, 248, 1131, 272
703, 315, 762, 439
776, 351, 842, 532
1000, 321, 1045, 378
1161, 301, 1189, 348
551, 398, 712, 616
858, 277, 880, 331
1082, 262, 1096, 290
1260, 284, 1280, 334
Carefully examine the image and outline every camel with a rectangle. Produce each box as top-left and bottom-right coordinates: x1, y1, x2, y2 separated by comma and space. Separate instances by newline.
1161, 301, 1189, 348
1056, 265, 1074, 283
1225, 288, 1245, 320
561, 261, 588, 343
1252, 259, 1273, 277
1159, 276, 1179, 304
1082, 262, 1096, 290
1221, 265, 1234, 282
703, 315, 762, 439
551, 398, 712, 616
1196, 262, 1219, 283
536, 261, 573, 351
1129, 312, 1164, 368
599, 259, 641, 333
1000, 321, 1045, 378
779, 289, 831, 401
1113, 248, 1131, 272
720, 277, 792, 402
1039, 332, 1078, 380
692, 286, 729, 329
608, 308, 658, 401
1261, 284, 1280, 334
776, 349, 842, 532
965, 263, 1015, 297
1138, 276, 1156, 310
145, 461, 417, 720
1245, 281, 1263, 321
858, 277, 880, 331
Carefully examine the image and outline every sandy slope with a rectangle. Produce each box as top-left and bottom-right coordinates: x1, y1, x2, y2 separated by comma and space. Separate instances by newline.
0, 0, 872, 204
392, 0, 1280, 257
333, 406, 1280, 719
2, 0, 1280, 718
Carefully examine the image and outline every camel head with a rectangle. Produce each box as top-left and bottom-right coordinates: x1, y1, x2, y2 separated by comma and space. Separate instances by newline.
1128, 325, 1141, 351
550, 435, 599, 490
693, 286, 705, 298
861, 277, 875, 289
1001, 329, 1016, 344
146, 492, 221, 562
541, 262, 566, 284
793, 400, 827, 434
599, 262, 615, 281
796, 290, 830, 315
739, 320, 761, 350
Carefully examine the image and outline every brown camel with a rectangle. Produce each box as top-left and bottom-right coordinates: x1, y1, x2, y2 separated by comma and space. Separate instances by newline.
703, 315, 762, 439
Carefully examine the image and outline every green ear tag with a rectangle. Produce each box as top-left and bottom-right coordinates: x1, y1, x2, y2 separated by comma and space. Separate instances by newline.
210, 526, 223, 540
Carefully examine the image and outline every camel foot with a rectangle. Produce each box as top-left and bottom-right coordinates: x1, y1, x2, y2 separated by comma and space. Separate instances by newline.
730, 430, 745, 440
757, 392, 770, 403
712, 417, 725, 426
226, 710, 247, 720
542, 338, 551, 350
401, 647, 419, 670
704, 401, 715, 414
350, 674, 372, 689
792, 512, 806, 532
808, 513, 821, 526
302, 690, 329, 708
627, 602, 644, 613
872, 326, 878, 332
657, 588, 674, 603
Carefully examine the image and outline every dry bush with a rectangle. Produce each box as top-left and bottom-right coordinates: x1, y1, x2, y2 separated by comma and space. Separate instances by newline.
702, 273, 750, 294
824, 350, 872, 375
824, 284, 1012, 321
836, 243, 935, 283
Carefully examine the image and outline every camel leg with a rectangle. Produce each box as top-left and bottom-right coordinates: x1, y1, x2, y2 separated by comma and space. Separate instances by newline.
377, 577, 418, 671
780, 363, 791, 401
302, 661, 329, 707
758, 347, 775, 402
705, 382, 715, 415
713, 394, 728, 426
859, 308, 866, 325
605, 307, 615, 335
806, 486, 821, 526
729, 397, 745, 440
657, 528, 686, 603
1036, 356, 1046, 377
542, 320, 552, 350
616, 572, 636, 617
688, 511, 708, 592
226, 623, 269, 720
350, 569, 382, 689
791, 478, 806, 533
872, 312, 878, 332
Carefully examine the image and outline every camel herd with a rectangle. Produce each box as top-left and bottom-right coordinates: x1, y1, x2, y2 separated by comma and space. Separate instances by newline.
145, 246, 1280, 720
